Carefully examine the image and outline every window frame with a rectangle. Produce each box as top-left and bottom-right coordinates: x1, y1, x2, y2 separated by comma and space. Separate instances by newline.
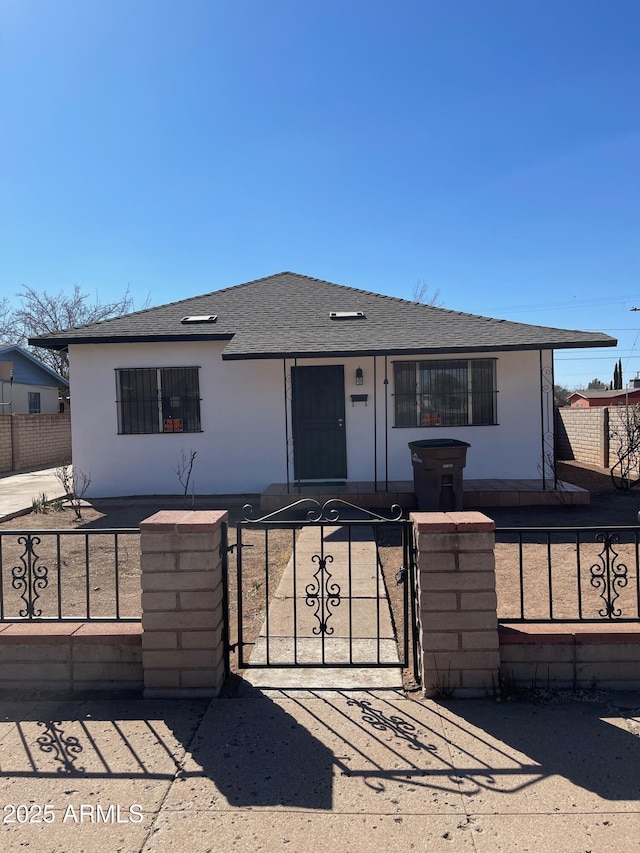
115, 366, 202, 435
393, 358, 497, 428
28, 391, 41, 414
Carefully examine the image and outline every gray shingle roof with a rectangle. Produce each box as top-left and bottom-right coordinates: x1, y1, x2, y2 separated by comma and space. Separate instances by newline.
30, 271, 616, 359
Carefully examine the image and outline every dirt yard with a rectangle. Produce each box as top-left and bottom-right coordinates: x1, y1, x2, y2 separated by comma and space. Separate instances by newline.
0, 497, 292, 664
491, 460, 640, 622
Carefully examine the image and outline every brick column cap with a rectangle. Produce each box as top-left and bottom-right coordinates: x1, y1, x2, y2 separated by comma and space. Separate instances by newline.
140, 509, 228, 533
410, 511, 495, 533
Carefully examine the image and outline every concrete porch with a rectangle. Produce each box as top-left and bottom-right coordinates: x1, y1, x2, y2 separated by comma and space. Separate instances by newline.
260, 478, 589, 513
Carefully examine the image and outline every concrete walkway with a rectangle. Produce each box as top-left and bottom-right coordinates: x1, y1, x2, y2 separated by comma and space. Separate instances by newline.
0, 467, 67, 522
1, 688, 639, 852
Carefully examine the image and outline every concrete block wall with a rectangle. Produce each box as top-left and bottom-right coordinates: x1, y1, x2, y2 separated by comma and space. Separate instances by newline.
412, 511, 501, 698
140, 509, 228, 698
0, 623, 142, 695
500, 623, 640, 690
0, 413, 72, 472
555, 408, 608, 467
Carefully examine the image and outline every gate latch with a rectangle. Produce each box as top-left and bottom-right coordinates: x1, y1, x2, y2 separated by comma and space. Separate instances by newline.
395, 565, 408, 585
221, 543, 255, 555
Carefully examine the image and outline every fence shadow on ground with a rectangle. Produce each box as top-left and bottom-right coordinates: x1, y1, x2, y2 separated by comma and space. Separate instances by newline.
1, 686, 639, 820
0, 689, 334, 811
435, 694, 640, 803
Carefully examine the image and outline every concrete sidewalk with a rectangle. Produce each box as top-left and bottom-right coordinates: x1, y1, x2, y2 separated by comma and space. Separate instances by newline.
1, 687, 639, 852
0, 468, 67, 521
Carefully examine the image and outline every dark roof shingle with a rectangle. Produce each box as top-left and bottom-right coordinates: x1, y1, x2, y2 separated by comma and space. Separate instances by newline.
30, 271, 616, 358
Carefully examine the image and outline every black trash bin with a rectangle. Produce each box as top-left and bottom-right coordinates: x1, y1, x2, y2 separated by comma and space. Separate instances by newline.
408, 439, 470, 511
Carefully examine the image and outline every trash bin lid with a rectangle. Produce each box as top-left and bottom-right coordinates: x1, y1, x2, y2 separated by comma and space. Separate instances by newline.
408, 439, 470, 449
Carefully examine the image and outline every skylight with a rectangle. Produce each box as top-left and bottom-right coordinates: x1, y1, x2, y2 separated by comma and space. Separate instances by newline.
181, 315, 217, 324
329, 311, 366, 320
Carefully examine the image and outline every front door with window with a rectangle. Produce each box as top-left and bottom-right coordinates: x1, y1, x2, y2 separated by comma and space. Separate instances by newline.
291, 365, 347, 480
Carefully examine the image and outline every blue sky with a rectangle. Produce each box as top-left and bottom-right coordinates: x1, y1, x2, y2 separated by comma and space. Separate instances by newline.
1, 0, 638, 390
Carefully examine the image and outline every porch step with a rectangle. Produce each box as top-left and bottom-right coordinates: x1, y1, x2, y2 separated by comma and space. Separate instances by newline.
260, 479, 590, 513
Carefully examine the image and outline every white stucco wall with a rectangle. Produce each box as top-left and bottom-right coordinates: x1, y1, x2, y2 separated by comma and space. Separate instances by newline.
69, 341, 285, 496
68, 342, 553, 497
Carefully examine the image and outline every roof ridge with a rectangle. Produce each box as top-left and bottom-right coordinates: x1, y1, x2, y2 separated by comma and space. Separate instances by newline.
272, 271, 517, 323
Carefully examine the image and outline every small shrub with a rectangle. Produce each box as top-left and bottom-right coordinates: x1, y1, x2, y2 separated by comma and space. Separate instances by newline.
31, 492, 49, 513
54, 465, 92, 520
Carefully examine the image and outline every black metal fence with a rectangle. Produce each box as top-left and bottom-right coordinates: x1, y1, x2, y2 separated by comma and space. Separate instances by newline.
0, 529, 141, 622
496, 526, 640, 623
228, 499, 417, 674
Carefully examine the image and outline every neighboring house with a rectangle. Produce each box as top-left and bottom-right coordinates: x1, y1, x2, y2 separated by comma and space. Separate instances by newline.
30, 272, 615, 497
0, 345, 69, 415
567, 389, 640, 408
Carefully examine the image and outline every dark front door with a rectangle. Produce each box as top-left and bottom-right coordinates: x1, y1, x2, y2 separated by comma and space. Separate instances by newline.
292, 365, 347, 480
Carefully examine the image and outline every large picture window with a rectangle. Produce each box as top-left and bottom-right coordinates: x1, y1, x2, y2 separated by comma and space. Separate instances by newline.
116, 367, 202, 435
394, 359, 497, 427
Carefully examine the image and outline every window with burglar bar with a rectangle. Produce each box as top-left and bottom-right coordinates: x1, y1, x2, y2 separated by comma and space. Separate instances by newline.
393, 359, 497, 427
116, 367, 202, 434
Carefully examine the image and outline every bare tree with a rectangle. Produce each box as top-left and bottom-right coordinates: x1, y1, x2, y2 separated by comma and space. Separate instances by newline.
0, 296, 12, 341
0, 284, 138, 378
411, 279, 443, 307
609, 405, 640, 491
174, 449, 197, 506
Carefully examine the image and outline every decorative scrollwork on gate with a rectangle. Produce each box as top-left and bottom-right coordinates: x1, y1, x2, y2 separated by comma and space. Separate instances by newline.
11, 535, 49, 618
305, 554, 340, 635
589, 532, 628, 618
242, 498, 404, 523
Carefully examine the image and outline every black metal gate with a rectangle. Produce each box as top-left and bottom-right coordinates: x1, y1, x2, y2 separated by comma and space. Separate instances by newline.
224, 499, 420, 683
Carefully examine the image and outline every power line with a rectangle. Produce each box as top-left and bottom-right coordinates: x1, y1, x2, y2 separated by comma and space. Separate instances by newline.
554, 350, 637, 361
480, 295, 640, 313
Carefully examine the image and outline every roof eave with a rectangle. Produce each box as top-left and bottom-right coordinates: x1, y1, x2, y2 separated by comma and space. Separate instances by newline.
29, 333, 235, 350
221, 339, 617, 361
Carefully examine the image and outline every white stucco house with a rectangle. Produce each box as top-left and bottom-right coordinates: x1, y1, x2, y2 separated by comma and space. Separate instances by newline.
0, 344, 69, 415
30, 272, 615, 499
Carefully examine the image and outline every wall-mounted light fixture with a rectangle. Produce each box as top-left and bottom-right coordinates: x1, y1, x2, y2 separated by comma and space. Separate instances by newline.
355, 367, 364, 386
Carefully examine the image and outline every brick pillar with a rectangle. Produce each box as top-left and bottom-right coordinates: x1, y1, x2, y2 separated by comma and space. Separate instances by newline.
140, 510, 228, 698
412, 511, 500, 698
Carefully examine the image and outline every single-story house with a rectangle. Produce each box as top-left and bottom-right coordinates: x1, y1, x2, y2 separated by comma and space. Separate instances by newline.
0, 344, 69, 415
567, 389, 640, 408
30, 272, 616, 498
